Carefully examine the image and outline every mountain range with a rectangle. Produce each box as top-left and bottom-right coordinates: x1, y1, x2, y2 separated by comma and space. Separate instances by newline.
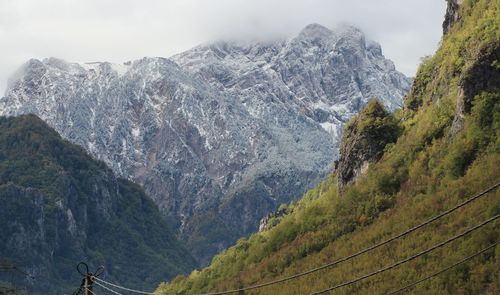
0, 24, 411, 264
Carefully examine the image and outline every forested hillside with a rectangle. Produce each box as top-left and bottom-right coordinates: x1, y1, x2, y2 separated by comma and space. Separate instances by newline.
158, 0, 500, 294
0, 115, 196, 294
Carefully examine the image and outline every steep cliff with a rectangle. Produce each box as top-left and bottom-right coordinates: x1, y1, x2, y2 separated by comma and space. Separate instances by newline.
443, 0, 464, 35
336, 99, 400, 194
0, 115, 196, 294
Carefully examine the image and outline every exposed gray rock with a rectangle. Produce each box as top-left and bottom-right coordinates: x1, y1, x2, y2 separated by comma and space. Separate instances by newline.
336, 100, 400, 194
449, 44, 500, 137
443, 0, 464, 35
258, 204, 292, 232
0, 24, 411, 264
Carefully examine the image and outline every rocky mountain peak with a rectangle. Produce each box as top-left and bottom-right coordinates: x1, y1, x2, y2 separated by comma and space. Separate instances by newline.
366, 40, 383, 57
0, 23, 411, 264
297, 23, 335, 42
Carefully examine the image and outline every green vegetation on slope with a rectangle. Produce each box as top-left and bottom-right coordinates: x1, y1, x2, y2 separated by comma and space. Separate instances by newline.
0, 115, 196, 294
343, 99, 401, 152
158, 1, 500, 294
337, 99, 401, 193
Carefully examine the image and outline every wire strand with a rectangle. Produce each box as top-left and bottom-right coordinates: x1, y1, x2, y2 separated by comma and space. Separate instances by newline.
309, 214, 500, 295
385, 240, 500, 294
94, 281, 124, 295
78, 183, 499, 295
200, 182, 500, 295
93, 277, 158, 295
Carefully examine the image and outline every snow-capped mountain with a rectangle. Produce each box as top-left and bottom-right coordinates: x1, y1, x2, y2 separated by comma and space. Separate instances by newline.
0, 24, 411, 264
174, 25, 409, 127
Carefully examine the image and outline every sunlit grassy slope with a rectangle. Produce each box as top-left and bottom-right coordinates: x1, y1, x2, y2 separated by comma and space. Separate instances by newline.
158, 0, 500, 294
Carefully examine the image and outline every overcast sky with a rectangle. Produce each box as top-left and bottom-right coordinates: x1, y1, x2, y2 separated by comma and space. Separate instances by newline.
0, 0, 447, 95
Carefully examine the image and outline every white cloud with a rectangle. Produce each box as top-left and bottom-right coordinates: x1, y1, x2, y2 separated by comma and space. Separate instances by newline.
0, 0, 446, 94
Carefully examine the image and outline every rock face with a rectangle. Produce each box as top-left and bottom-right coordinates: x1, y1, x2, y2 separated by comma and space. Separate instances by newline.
0, 115, 196, 294
258, 204, 293, 232
0, 24, 411, 264
443, 0, 464, 35
449, 43, 500, 137
336, 100, 400, 194
174, 25, 410, 132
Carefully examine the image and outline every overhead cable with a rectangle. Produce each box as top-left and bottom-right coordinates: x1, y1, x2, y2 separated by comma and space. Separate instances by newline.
385, 240, 500, 294
309, 214, 499, 294
201, 182, 500, 295
94, 281, 124, 295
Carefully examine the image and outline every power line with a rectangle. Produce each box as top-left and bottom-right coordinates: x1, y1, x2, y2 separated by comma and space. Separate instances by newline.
309, 214, 500, 295
385, 240, 500, 294
73, 262, 104, 295
74, 183, 499, 295
199, 182, 500, 295
92, 277, 158, 295
94, 281, 124, 295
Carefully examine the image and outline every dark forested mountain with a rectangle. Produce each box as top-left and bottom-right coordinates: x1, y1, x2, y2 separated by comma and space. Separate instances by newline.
158, 0, 500, 294
0, 24, 410, 264
0, 115, 196, 294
